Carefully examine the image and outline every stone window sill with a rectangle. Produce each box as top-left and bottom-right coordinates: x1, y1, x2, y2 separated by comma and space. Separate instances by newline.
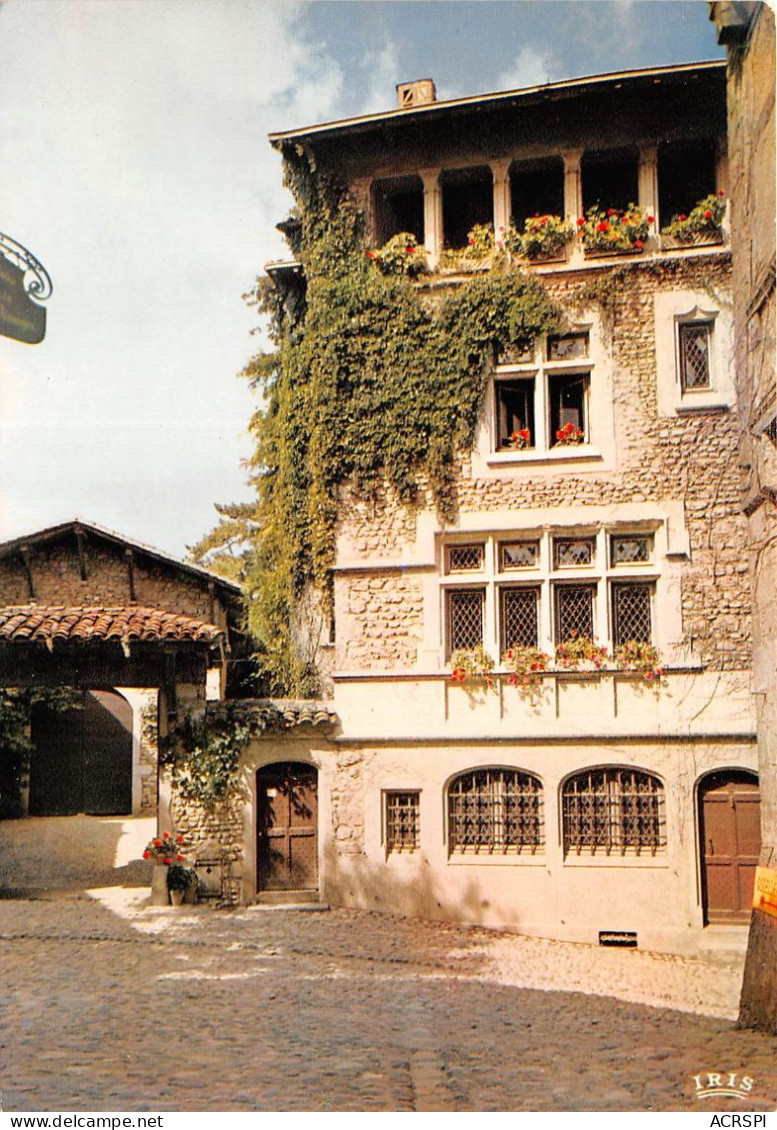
488, 445, 603, 467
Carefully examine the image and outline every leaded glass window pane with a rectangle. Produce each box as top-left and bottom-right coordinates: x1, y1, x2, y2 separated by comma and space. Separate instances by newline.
501, 587, 540, 649
612, 582, 652, 646
610, 535, 651, 565
447, 544, 484, 572
555, 584, 595, 642
500, 541, 540, 570
447, 589, 485, 652
679, 322, 712, 391
554, 538, 595, 568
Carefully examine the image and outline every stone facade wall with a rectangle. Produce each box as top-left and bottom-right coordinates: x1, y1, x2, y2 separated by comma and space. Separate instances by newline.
725, 5, 777, 866
169, 790, 245, 905
138, 694, 159, 812
0, 538, 227, 626
335, 254, 751, 672
339, 571, 424, 670
330, 748, 367, 856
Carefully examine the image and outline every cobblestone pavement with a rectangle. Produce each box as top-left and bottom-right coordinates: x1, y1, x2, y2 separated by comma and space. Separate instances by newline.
1, 892, 776, 1113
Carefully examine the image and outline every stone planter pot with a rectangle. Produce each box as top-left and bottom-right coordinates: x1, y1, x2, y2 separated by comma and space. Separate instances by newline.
150, 863, 169, 906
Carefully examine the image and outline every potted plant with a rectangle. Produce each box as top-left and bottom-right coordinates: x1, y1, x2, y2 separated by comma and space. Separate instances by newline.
553, 422, 585, 446
614, 640, 664, 682
515, 214, 575, 262
167, 863, 196, 907
503, 427, 532, 450
660, 191, 726, 246
579, 204, 650, 255
366, 232, 428, 276
439, 223, 499, 271
503, 645, 551, 690
555, 636, 608, 671
450, 644, 495, 687
143, 831, 188, 906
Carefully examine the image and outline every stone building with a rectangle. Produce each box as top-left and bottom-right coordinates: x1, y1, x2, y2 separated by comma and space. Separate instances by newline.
180, 61, 760, 957
709, 0, 777, 1028
0, 519, 242, 822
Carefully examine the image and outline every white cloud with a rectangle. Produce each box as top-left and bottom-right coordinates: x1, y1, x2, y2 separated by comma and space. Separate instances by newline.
496, 45, 559, 92
0, 0, 347, 553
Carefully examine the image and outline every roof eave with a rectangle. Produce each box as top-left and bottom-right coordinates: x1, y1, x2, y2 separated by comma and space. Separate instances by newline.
268, 60, 727, 148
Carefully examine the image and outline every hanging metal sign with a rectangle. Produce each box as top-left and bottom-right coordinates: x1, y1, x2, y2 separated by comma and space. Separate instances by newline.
0, 232, 52, 344
752, 865, 777, 920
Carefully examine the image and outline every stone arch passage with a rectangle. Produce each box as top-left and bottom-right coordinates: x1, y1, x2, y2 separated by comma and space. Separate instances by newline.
29, 689, 133, 816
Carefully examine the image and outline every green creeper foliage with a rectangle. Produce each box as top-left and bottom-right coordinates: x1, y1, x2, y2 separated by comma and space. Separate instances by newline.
242, 144, 560, 696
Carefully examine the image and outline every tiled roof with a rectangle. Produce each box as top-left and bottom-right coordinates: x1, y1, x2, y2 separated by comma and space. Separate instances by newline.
206, 698, 337, 731
0, 605, 223, 646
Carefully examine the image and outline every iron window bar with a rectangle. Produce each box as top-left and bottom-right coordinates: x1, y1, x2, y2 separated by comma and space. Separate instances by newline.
562, 768, 666, 856
448, 769, 544, 855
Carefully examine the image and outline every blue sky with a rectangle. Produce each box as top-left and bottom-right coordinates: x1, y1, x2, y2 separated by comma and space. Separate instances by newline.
0, 1, 723, 558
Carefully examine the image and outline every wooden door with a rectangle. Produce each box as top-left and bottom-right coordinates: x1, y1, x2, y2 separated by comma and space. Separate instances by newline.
29, 690, 133, 816
256, 762, 318, 891
699, 770, 760, 923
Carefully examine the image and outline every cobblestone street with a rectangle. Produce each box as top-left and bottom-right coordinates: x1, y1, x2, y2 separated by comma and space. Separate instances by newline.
1, 891, 776, 1113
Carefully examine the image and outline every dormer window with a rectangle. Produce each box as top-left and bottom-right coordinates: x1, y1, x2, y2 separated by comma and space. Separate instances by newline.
441, 166, 493, 249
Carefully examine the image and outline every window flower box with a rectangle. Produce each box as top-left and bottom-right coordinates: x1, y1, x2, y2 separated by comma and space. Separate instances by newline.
579, 204, 650, 257
659, 192, 726, 249
509, 215, 575, 264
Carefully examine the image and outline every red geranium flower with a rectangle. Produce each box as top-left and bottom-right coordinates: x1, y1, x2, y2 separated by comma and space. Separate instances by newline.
597, 221, 610, 233
143, 851, 150, 860
647, 215, 655, 223
577, 217, 585, 226
163, 857, 172, 865
679, 214, 687, 221
163, 832, 170, 838
177, 854, 184, 861
634, 239, 643, 249
405, 246, 414, 254
153, 838, 162, 847
606, 208, 616, 217
718, 189, 725, 196
366, 250, 374, 259
468, 237, 475, 245
519, 429, 530, 441
704, 211, 712, 219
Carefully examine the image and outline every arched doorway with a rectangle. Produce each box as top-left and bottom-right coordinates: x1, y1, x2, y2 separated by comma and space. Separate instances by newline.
698, 769, 760, 924
256, 762, 318, 894
29, 689, 133, 816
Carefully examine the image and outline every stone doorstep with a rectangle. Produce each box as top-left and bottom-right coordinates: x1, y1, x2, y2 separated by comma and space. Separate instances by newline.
252, 888, 328, 910
697, 924, 750, 964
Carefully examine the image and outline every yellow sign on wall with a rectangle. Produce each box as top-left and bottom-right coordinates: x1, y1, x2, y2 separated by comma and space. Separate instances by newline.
752, 866, 777, 919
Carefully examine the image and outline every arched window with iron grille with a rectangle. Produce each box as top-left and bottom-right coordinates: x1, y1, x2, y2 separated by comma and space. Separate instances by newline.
447, 768, 544, 855
562, 767, 666, 857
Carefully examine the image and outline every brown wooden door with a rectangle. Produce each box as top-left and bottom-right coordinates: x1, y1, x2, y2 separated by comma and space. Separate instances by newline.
699, 770, 760, 923
256, 762, 318, 891
29, 690, 133, 816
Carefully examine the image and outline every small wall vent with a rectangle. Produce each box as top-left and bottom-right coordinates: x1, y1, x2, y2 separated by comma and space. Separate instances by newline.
396, 79, 437, 109
599, 930, 638, 948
